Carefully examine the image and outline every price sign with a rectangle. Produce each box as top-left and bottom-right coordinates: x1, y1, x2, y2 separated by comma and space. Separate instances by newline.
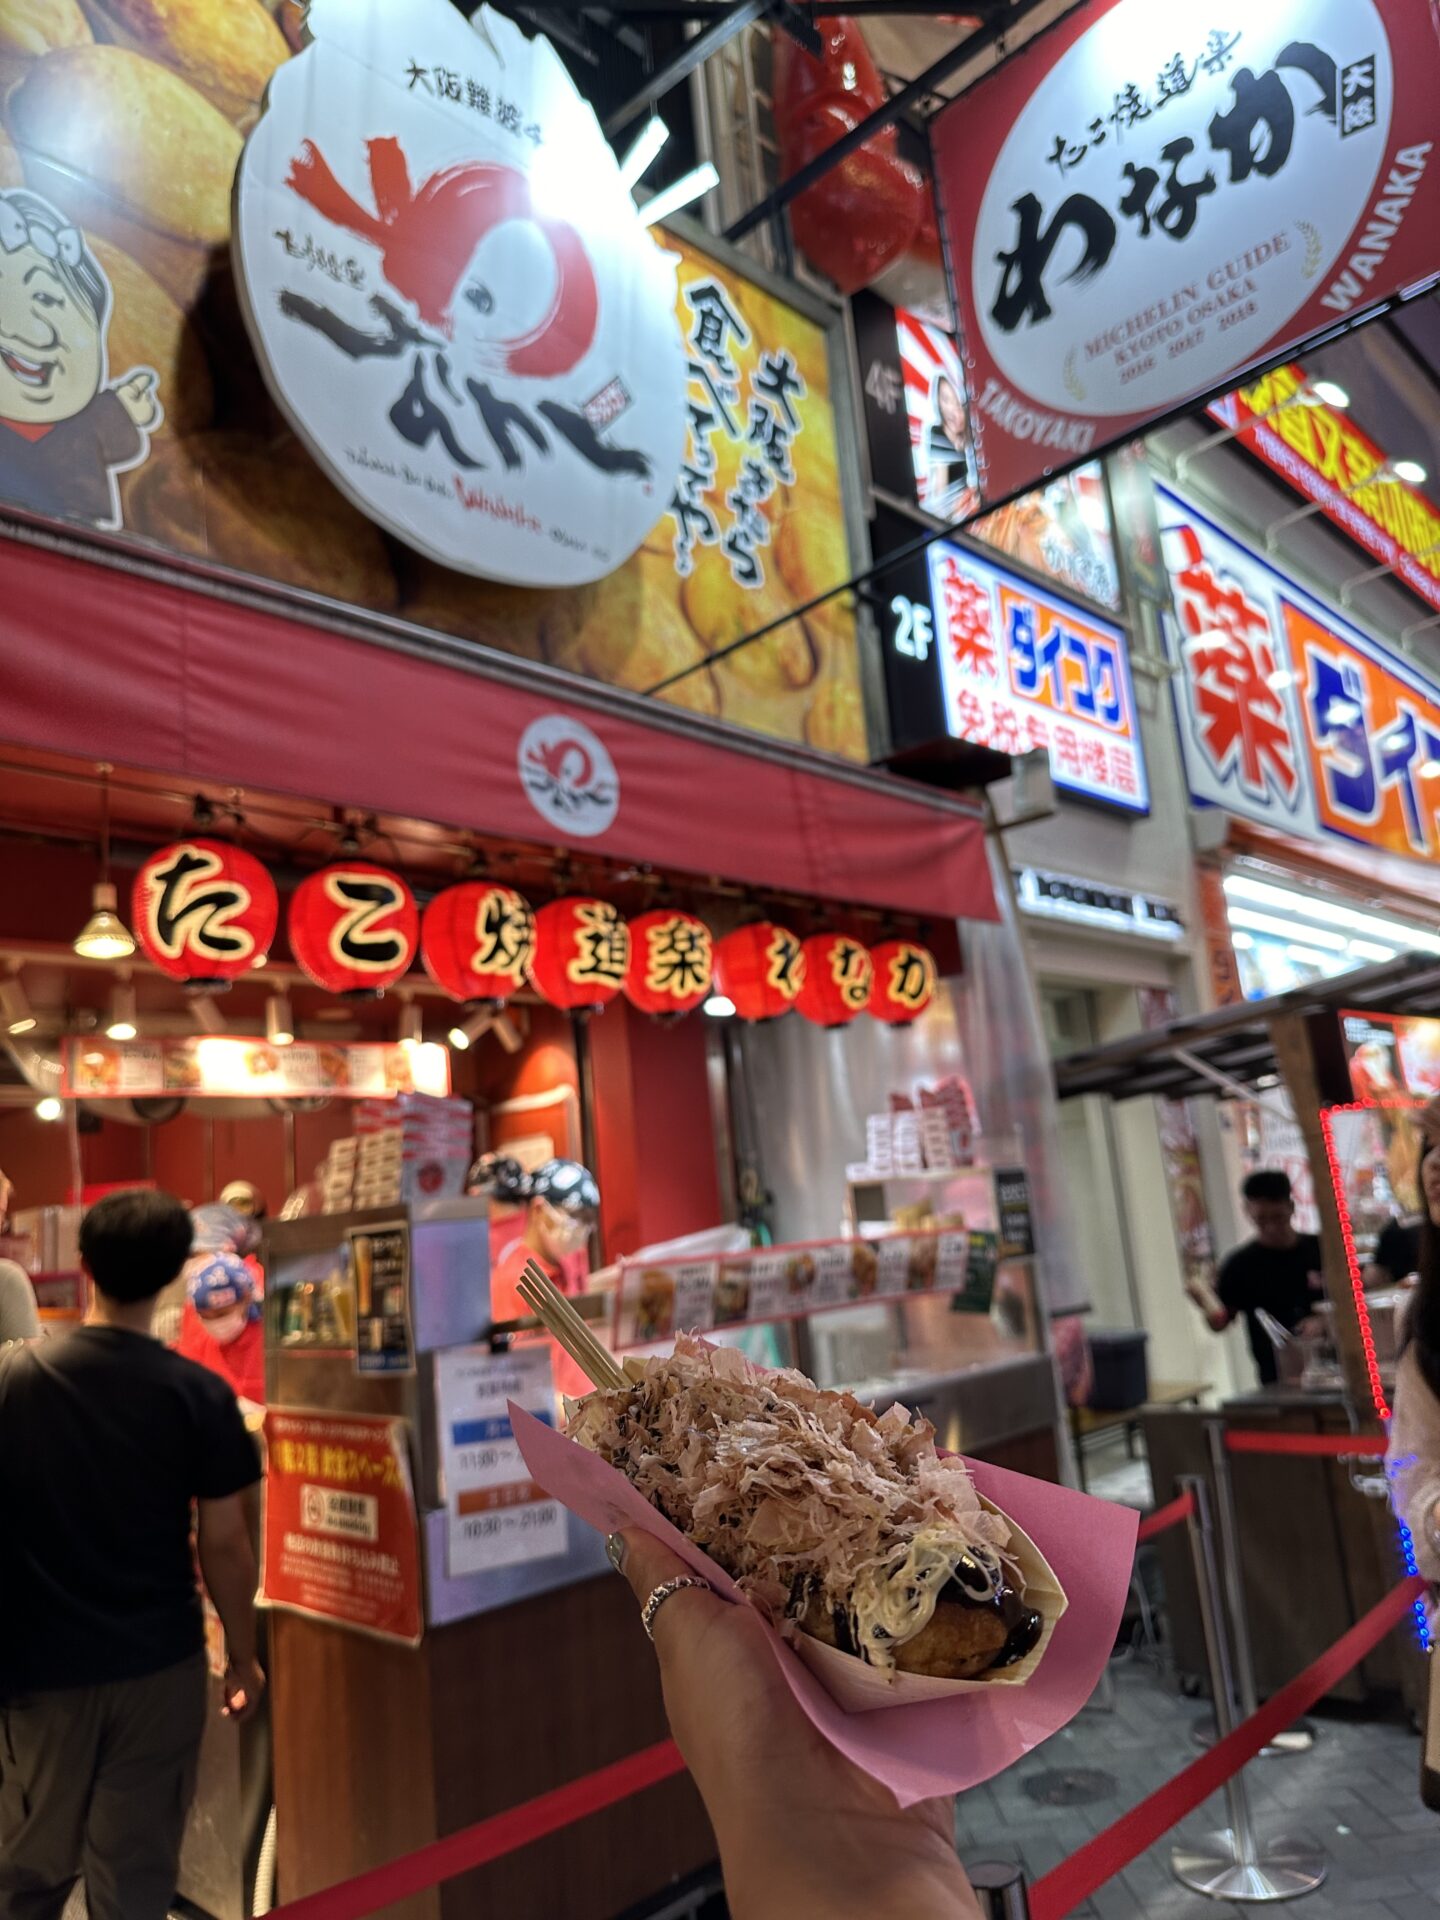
435, 1347, 566, 1579
876, 1235, 913, 1295
811, 1243, 853, 1307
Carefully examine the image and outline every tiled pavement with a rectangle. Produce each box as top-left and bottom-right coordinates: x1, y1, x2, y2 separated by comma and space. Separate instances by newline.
956, 1655, 1440, 1918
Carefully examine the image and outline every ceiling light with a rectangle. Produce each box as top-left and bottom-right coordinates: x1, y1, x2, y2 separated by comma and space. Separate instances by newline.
35, 1096, 63, 1122
1346, 938, 1397, 964
447, 1008, 493, 1051
1309, 380, 1349, 409
1227, 906, 1348, 951
1222, 871, 1440, 954
190, 994, 223, 1033
1230, 931, 1254, 950
74, 766, 135, 960
619, 114, 669, 191
492, 1010, 524, 1055
1286, 944, 1335, 969
640, 162, 719, 229
106, 981, 138, 1042
398, 1001, 424, 1049
1394, 458, 1428, 486
266, 993, 295, 1047
0, 974, 35, 1036
703, 993, 737, 1018
74, 882, 136, 960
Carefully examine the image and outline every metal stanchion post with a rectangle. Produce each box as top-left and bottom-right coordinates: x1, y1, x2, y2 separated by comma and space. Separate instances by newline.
1171, 1475, 1326, 1901
965, 1861, 1031, 1918
1191, 1423, 1316, 1757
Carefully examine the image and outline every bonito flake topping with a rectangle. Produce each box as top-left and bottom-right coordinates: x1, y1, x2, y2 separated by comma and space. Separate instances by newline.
565, 1333, 1015, 1669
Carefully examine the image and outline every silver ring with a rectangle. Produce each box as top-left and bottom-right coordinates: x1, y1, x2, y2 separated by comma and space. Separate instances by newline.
641, 1575, 711, 1640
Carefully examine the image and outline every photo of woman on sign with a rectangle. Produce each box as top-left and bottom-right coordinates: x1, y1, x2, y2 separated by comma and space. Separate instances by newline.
923, 372, 979, 522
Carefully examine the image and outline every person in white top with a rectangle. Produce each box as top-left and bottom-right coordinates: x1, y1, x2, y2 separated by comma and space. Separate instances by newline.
1385, 1102, 1440, 1576
0, 1165, 39, 1344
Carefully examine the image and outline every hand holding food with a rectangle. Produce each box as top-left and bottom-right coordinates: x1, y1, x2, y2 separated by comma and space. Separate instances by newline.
568, 1335, 1050, 1690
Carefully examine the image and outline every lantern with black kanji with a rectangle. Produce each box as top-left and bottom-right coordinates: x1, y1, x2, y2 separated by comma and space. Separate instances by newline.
796, 933, 872, 1029
288, 863, 419, 996
422, 883, 535, 1007
868, 939, 936, 1026
623, 910, 713, 1019
712, 922, 805, 1022
529, 898, 629, 1012
132, 839, 278, 987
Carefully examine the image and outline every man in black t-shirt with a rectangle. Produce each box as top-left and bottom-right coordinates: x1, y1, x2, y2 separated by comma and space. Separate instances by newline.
0, 1189, 262, 1920
1186, 1169, 1324, 1386
1366, 1214, 1422, 1290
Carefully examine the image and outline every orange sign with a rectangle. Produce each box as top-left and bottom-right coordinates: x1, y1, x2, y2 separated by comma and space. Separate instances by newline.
1287, 603, 1440, 864
1209, 363, 1440, 614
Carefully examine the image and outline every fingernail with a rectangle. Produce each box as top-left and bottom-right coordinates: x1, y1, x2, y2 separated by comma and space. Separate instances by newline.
605, 1532, 626, 1573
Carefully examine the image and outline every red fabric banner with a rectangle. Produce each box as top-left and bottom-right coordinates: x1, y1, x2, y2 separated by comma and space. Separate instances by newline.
1225, 1431, 1387, 1458
0, 539, 997, 922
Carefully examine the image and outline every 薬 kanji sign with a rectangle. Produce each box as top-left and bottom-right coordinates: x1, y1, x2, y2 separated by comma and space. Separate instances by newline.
1161, 484, 1440, 866
933, 0, 1440, 505
927, 544, 1148, 813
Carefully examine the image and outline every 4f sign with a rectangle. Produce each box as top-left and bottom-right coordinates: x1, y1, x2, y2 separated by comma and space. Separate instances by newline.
933, 0, 1440, 504
233, 0, 686, 587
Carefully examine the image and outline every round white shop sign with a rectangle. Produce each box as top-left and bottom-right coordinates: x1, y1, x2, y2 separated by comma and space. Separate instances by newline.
518, 714, 619, 838
971, 0, 1392, 421
233, 0, 686, 587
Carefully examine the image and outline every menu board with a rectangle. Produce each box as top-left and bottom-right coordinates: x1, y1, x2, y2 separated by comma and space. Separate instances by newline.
349, 1222, 414, 1376
611, 1228, 994, 1351
434, 1347, 566, 1579
61, 1035, 450, 1100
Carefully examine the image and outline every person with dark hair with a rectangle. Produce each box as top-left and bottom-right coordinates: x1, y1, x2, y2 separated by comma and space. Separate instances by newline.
0, 1163, 40, 1345
0, 1188, 262, 1920
1388, 1107, 1440, 1577
1186, 1169, 1323, 1385
0, 186, 161, 528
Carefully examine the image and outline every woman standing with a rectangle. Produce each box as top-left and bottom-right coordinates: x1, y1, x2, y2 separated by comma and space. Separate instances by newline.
1385, 1104, 1440, 1574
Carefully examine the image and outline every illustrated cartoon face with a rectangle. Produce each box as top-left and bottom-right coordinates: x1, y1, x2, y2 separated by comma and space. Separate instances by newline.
0, 239, 103, 424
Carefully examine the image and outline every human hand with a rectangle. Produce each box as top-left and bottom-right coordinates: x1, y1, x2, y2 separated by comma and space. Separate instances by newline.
115, 368, 160, 429
613, 1528, 982, 1920
222, 1655, 266, 1724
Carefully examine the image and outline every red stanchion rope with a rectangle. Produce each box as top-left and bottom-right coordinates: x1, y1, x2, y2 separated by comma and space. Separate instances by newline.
266, 1739, 686, 1920
1027, 1572, 1425, 1920
1135, 1489, 1194, 1544
1225, 1430, 1387, 1457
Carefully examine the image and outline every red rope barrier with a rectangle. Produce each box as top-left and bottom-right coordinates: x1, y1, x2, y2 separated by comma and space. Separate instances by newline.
1135, 1490, 1193, 1543
266, 1739, 687, 1920
1027, 1573, 1425, 1920
1224, 1430, 1387, 1457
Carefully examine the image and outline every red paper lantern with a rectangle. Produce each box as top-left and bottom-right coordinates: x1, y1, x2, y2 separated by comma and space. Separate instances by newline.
288, 863, 419, 996
712, 922, 805, 1022
623, 910, 713, 1018
132, 839, 278, 986
422, 884, 535, 1006
868, 939, 937, 1026
529, 898, 629, 1012
796, 933, 872, 1028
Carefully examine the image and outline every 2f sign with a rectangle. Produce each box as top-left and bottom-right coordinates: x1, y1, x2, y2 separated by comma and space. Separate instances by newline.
892, 594, 934, 662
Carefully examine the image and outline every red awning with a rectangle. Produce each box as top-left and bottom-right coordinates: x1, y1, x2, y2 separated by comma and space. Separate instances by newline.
2, 537, 996, 922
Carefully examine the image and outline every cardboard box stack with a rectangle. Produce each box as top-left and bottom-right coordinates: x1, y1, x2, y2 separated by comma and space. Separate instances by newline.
318, 1095, 474, 1213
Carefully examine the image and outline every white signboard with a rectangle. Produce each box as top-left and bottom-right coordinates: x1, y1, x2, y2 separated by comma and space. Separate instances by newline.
234, 0, 686, 586
435, 1346, 566, 1578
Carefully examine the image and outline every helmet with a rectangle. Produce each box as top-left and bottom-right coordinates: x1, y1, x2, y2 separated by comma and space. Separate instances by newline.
466, 1153, 532, 1204
187, 1251, 256, 1314
219, 1179, 264, 1218
530, 1158, 599, 1215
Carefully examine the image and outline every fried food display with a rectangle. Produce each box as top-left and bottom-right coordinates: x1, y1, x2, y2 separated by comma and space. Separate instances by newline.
89, 0, 288, 121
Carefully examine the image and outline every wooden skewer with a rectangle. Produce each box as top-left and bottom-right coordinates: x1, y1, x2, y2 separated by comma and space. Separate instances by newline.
517, 1260, 627, 1390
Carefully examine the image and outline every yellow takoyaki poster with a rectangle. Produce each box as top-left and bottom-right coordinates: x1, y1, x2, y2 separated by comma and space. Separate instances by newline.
0, 0, 866, 760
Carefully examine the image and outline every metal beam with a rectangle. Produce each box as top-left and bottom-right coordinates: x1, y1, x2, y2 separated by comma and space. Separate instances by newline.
722, 0, 1030, 244
603, 0, 767, 137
